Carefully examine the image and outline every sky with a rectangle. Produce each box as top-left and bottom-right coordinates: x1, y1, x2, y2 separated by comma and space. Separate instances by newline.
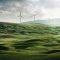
0, 0, 60, 23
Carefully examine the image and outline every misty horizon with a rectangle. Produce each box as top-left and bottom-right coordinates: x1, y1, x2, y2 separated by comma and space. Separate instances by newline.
0, 0, 60, 24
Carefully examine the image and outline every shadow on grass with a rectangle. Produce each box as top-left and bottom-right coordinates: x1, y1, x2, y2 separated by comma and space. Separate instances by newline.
43, 50, 60, 54
13, 39, 40, 50
0, 44, 9, 54
0, 54, 60, 60
0, 34, 14, 38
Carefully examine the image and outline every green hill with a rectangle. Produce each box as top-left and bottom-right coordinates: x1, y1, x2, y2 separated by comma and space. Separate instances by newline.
0, 22, 60, 56
0, 22, 51, 35
0, 22, 60, 35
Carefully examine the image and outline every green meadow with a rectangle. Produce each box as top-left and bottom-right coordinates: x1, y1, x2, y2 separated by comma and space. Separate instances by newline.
0, 22, 60, 60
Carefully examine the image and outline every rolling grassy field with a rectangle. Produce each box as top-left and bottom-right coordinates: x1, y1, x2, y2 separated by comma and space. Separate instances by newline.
0, 22, 60, 60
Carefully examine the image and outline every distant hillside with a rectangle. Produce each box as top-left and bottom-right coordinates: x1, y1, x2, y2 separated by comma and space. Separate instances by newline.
0, 22, 60, 35
0, 22, 60, 55
26, 19, 60, 26
0, 22, 51, 34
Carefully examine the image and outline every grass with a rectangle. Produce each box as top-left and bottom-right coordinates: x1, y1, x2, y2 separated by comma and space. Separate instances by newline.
0, 22, 60, 59
0, 33, 60, 55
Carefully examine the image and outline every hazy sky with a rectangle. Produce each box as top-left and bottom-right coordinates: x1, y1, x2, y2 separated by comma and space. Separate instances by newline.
0, 0, 60, 23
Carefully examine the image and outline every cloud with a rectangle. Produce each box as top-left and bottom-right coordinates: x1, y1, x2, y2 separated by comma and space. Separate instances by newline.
0, 0, 29, 16
0, 0, 60, 23
39, 0, 60, 8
